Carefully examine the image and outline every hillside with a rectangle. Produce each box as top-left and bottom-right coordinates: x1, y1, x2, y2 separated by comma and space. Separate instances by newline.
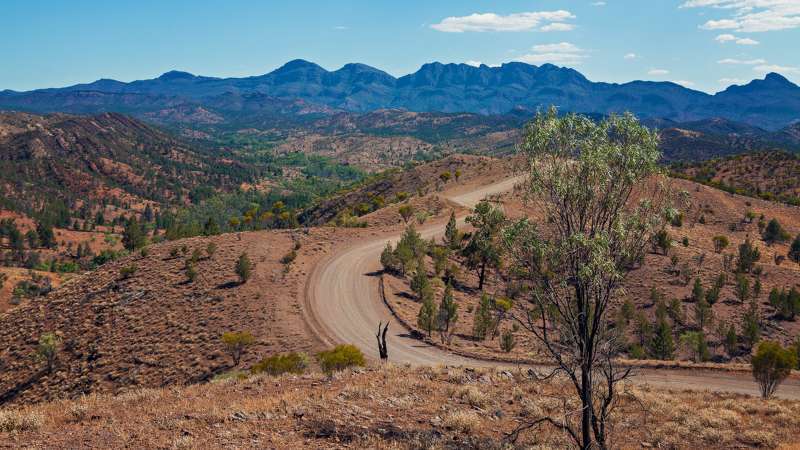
1, 365, 799, 449
672, 151, 800, 205
0, 228, 372, 405
0, 111, 255, 222
2, 61, 800, 129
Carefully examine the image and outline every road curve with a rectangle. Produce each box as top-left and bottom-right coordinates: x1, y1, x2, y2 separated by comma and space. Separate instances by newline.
305, 176, 800, 399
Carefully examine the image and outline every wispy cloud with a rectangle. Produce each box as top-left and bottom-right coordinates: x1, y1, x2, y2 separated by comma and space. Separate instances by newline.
753, 64, 800, 75
624, 53, 638, 59
648, 68, 670, 75
719, 77, 747, 85
514, 42, 586, 65
717, 58, 766, 65
591, 2, 607, 6
681, 1, 800, 33
430, 10, 575, 32
714, 33, 759, 44
333, 26, 349, 31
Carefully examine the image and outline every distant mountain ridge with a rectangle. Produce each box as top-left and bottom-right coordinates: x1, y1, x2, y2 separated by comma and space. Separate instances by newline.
2, 60, 800, 130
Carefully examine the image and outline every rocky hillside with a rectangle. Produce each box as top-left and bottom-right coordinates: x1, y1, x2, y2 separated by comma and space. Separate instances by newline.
0, 111, 256, 221
672, 151, 800, 205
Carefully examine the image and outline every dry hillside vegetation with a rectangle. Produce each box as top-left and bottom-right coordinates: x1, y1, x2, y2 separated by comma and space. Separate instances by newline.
1, 365, 798, 449
0, 227, 370, 405
385, 173, 800, 363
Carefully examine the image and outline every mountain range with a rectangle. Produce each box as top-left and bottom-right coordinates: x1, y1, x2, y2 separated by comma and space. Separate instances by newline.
2, 60, 800, 131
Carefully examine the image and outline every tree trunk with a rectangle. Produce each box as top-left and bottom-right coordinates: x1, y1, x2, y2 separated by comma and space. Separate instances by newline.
478, 262, 486, 290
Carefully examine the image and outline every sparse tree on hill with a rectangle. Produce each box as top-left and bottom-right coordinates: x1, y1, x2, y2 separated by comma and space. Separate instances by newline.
221, 331, 255, 366
36, 332, 61, 373
503, 109, 668, 448
722, 322, 738, 356
398, 204, 414, 224
742, 297, 761, 348
206, 242, 217, 259
762, 218, 790, 244
713, 235, 729, 253
736, 238, 760, 273
500, 328, 516, 353
443, 210, 460, 250
694, 296, 713, 331
122, 217, 146, 251
437, 282, 458, 344
463, 200, 505, 290
651, 317, 675, 360
472, 293, 495, 341
752, 341, 797, 399
788, 234, 800, 264
680, 331, 710, 362
235, 252, 253, 284
736, 274, 751, 304
654, 229, 672, 255
416, 288, 437, 337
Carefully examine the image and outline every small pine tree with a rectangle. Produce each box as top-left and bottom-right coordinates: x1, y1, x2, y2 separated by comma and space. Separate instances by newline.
185, 261, 197, 283
691, 278, 705, 303
724, 322, 738, 356
417, 289, 437, 337
694, 296, 713, 331
122, 217, 147, 251
789, 234, 800, 264
742, 298, 760, 348
410, 262, 431, 300
36, 332, 62, 373
736, 238, 760, 273
235, 252, 253, 284
650, 317, 674, 360
473, 293, 495, 340
437, 282, 458, 344
500, 329, 516, 353
444, 211, 459, 249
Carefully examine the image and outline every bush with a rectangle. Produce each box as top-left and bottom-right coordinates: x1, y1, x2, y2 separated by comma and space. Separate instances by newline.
206, 242, 218, 259
235, 252, 253, 283
317, 344, 365, 374
185, 261, 197, 282
119, 265, 137, 279
221, 331, 255, 366
250, 352, 309, 376
762, 218, 790, 244
752, 341, 797, 399
712, 235, 729, 253
36, 332, 61, 373
398, 204, 415, 224
500, 329, 516, 353
280, 249, 297, 265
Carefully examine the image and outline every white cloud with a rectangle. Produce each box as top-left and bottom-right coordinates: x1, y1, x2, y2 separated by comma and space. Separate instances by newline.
735, 37, 760, 44
540, 22, 575, 32
717, 58, 766, 64
333, 26, 348, 30
430, 10, 575, 32
719, 77, 747, 84
648, 68, 670, 75
514, 42, 587, 65
624, 53, 638, 59
591, 1, 607, 6
753, 64, 800, 74
714, 33, 759, 44
715, 33, 737, 42
681, 1, 800, 33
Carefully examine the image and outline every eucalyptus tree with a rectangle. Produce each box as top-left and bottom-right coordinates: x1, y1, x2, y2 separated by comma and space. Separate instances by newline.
503, 107, 669, 449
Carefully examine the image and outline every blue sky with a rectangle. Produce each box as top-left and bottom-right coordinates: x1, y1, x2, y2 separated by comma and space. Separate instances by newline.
1, 0, 798, 93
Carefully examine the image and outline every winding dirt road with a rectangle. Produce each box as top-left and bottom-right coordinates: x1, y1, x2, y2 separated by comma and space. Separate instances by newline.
305, 176, 800, 399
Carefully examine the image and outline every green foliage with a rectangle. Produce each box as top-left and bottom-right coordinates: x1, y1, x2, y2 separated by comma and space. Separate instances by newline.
788, 234, 800, 264
694, 296, 713, 331
185, 261, 197, 282
500, 329, 516, 353
691, 278, 705, 303
316, 344, 365, 374
206, 242, 217, 259
752, 341, 797, 398
680, 331, 710, 362
36, 332, 61, 373
221, 331, 255, 366
472, 293, 495, 341
250, 352, 309, 376
769, 287, 800, 320
654, 229, 672, 255
122, 217, 147, 251
119, 264, 138, 280
712, 235, 729, 253
650, 317, 674, 360
762, 218, 790, 244
735, 274, 751, 304
723, 322, 738, 356
235, 252, 253, 284
443, 210, 460, 250
736, 238, 760, 273
742, 297, 761, 348
463, 201, 505, 290
280, 249, 297, 265
398, 204, 415, 223
437, 282, 458, 344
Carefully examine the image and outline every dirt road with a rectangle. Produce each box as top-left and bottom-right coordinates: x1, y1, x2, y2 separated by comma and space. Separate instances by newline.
305, 176, 800, 399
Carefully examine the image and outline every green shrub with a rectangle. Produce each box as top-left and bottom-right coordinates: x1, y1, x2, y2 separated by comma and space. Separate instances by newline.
235, 252, 253, 283
119, 265, 137, 279
280, 250, 297, 265
251, 352, 309, 376
221, 331, 255, 366
317, 344, 365, 374
752, 341, 797, 399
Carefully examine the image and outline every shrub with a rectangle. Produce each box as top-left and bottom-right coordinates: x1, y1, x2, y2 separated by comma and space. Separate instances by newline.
206, 242, 217, 258
280, 249, 297, 265
221, 331, 255, 366
250, 352, 309, 376
119, 265, 137, 280
751, 341, 797, 399
235, 252, 253, 284
398, 204, 415, 223
762, 218, 790, 244
500, 329, 516, 353
789, 234, 800, 263
36, 332, 61, 373
317, 344, 365, 374
712, 235, 729, 253
185, 261, 197, 282
736, 238, 760, 273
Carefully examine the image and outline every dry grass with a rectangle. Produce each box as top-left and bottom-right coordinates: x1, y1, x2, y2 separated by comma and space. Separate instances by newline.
1, 365, 799, 449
